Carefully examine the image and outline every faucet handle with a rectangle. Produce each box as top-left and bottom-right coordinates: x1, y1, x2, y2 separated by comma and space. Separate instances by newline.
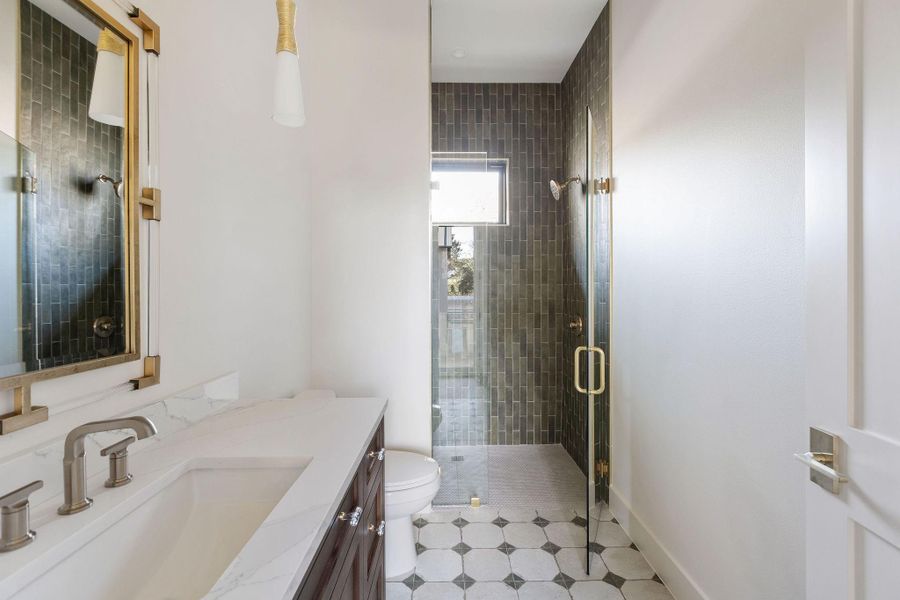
100, 435, 136, 457
0, 480, 43, 508
0, 480, 43, 552
100, 436, 136, 488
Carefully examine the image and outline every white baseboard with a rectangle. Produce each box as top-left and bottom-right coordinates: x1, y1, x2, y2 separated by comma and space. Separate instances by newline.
609, 486, 710, 600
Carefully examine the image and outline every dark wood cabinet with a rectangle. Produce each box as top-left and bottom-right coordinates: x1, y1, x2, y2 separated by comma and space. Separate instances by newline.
295, 419, 385, 600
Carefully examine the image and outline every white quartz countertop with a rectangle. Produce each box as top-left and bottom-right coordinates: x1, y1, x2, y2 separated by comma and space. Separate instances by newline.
0, 393, 387, 600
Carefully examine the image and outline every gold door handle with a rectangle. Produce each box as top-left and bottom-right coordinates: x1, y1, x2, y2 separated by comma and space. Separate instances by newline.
590, 347, 606, 395
575, 346, 589, 393
574, 346, 606, 395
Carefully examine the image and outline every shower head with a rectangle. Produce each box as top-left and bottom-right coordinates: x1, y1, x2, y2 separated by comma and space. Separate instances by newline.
96, 174, 123, 199
549, 175, 582, 201
549, 180, 562, 201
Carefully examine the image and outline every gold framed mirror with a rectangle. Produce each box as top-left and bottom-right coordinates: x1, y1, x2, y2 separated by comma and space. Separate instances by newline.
0, 0, 141, 433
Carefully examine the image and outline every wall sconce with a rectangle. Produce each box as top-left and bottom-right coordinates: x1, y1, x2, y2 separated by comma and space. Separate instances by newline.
89, 29, 126, 127
273, 0, 305, 127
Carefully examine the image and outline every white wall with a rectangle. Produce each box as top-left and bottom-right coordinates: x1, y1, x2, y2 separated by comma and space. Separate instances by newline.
149, 0, 311, 401
0, 0, 15, 138
609, 1, 805, 599
300, 0, 432, 454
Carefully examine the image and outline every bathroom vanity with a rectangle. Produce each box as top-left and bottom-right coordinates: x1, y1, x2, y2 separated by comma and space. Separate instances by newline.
295, 421, 385, 600
0, 391, 387, 600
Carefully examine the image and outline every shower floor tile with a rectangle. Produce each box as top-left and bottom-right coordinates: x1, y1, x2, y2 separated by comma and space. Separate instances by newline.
433, 444, 586, 508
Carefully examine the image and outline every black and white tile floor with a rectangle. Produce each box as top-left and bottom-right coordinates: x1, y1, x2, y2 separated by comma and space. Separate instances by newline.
387, 504, 674, 600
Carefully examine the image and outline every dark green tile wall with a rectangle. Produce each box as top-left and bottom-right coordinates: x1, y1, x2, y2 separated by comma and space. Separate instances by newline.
18, 0, 126, 370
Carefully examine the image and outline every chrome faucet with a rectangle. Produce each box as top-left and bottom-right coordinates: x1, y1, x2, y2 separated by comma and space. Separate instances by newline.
58, 417, 157, 515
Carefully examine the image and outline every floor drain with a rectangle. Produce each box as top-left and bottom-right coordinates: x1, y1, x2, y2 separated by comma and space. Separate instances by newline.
451, 456, 465, 462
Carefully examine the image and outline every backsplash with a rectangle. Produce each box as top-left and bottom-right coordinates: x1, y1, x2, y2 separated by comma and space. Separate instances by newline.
0, 372, 239, 511
18, 0, 126, 370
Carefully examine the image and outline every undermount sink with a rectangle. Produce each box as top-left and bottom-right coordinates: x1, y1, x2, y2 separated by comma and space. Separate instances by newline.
14, 457, 310, 600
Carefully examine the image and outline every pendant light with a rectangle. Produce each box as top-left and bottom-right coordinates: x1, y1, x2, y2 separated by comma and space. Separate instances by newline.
89, 28, 126, 127
273, 0, 305, 127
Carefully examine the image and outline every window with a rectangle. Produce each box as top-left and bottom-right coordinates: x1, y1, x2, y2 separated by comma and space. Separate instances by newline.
431, 158, 508, 225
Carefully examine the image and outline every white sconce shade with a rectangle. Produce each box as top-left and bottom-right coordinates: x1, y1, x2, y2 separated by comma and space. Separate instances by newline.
273, 0, 305, 127
89, 29, 125, 128
274, 51, 305, 127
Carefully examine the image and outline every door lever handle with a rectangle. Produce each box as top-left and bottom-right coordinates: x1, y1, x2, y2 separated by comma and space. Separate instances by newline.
794, 452, 848, 483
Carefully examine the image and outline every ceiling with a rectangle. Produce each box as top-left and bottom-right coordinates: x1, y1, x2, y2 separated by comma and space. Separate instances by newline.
431, 0, 608, 83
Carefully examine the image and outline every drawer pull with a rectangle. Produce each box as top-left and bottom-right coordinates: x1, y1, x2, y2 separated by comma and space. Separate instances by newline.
338, 506, 363, 527
368, 520, 385, 537
368, 448, 385, 462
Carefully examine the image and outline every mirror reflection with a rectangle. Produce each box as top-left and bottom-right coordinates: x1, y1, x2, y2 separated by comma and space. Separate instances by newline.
0, 0, 130, 377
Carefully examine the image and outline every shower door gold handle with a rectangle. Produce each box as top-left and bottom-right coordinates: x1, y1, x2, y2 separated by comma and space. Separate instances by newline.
574, 346, 606, 395
591, 347, 606, 395
574, 346, 589, 393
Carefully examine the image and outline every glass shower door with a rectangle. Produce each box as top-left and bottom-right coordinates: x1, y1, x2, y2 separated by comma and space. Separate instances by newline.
581, 106, 611, 572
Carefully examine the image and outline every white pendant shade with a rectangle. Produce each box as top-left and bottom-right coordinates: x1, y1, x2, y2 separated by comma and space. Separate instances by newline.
88, 31, 125, 128
273, 50, 305, 127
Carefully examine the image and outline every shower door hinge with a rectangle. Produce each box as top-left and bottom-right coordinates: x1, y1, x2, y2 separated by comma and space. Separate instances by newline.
19, 175, 37, 194
597, 177, 611, 195
139, 187, 161, 221
596, 459, 610, 479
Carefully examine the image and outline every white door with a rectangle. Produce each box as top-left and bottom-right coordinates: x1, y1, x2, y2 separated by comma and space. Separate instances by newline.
804, 0, 900, 598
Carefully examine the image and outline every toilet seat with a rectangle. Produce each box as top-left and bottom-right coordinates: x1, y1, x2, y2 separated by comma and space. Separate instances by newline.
385, 450, 440, 492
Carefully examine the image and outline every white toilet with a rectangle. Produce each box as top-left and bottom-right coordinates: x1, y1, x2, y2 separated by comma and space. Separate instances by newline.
384, 450, 441, 579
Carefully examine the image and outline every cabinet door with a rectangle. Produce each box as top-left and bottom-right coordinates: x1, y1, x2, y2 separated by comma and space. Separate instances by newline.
295, 480, 360, 600
360, 475, 385, 599
329, 544, 362, 600
365, 569, 384, 600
